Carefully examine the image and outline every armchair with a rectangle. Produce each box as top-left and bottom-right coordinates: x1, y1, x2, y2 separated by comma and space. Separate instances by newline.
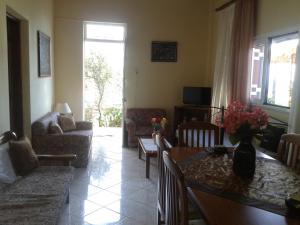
125, 108, 167, 147
32, 112, 93, 168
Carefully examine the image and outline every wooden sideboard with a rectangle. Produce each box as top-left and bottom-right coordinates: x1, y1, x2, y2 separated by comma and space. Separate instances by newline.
172, 105, 211, 145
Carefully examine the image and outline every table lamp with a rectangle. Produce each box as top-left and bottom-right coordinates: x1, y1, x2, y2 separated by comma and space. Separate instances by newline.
55, 102, 72, 115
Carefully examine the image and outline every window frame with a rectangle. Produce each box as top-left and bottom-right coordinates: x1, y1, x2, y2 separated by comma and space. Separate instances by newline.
250, 31, 299, 111
84, 21, 126, 43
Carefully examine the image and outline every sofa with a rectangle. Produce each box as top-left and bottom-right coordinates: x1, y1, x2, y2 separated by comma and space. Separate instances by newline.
0, 131, 75, 225
32, 112, 93, 168
125, 108, 167, 147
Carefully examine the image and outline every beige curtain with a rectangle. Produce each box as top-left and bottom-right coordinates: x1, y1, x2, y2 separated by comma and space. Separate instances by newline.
230, 0, 257, 103
288, 44, 300, 133
211, 4, 235, 112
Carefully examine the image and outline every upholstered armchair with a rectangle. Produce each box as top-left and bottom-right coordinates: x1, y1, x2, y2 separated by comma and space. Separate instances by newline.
125, 108, 167, 147
31, 112, 93, 168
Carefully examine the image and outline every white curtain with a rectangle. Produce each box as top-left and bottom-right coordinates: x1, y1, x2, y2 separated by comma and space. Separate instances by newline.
211, 4, 235, 112
288, 44, 300, 133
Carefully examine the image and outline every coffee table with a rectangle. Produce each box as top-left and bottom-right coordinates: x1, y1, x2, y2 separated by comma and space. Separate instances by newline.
138, 137, 158, 178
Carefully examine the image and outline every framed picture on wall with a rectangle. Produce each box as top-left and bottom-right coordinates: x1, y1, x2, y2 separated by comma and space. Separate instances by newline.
151, 41, 177, 62
37, 31, 51, 77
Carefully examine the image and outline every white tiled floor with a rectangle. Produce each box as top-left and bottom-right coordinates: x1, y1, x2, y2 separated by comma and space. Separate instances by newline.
58, 128, 158, 225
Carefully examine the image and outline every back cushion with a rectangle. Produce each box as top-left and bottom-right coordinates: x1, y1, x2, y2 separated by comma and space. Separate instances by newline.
0, 143, 17, 183
9, 137, 39, 176
58, 115, 76, 132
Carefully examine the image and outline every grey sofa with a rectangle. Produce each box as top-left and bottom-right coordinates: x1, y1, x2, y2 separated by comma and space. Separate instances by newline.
0, 131, 75, 225
32, 112, 93, 168
0, 166, 74, 225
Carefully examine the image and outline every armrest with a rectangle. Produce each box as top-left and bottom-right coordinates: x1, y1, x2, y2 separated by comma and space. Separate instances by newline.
76, 121, 93, 130
37, 154, 77, 166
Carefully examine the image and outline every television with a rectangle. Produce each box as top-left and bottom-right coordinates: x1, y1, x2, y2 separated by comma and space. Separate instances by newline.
183, 87, 212, 106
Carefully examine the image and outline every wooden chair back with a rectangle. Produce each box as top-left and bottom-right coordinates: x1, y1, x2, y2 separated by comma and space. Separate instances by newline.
178, 121, 220, 147
277, 134, 300, 170
163, 151, 188, 225
156, 135, 172, 224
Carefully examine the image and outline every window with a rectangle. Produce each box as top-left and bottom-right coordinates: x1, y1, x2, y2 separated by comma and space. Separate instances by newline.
85, 23, 125, 41
250, 43, 265, 102
249, 32, 299, 108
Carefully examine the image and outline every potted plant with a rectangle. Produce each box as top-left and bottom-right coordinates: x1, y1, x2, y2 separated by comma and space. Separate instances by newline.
217, 102, 268, 178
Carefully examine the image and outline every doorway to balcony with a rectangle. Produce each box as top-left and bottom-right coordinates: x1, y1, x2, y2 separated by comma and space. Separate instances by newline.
83, 22, 126, 138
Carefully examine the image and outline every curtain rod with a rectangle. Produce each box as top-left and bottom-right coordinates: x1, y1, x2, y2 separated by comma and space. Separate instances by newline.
215, 0, 236, 12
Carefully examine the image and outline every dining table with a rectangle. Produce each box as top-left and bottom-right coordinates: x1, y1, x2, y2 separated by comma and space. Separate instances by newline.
170, 146, 300, 225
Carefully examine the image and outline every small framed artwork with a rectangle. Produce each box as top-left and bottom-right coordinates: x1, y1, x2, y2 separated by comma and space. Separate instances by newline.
151, 41, 177, 62
37, 31, 51, 77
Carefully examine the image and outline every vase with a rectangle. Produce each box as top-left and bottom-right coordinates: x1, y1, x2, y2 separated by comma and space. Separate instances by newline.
232, 137, 256, 178
152, 131, 158, 144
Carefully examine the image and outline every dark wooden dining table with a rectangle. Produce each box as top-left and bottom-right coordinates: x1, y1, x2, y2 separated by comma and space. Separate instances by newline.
170, 146, 300, 225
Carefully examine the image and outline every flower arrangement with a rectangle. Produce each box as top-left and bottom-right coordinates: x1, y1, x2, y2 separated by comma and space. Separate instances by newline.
151, 116, 167, 132
217, 101, 268, 145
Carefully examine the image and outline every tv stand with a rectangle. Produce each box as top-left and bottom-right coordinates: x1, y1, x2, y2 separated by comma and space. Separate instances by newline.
172, 105, 211, 144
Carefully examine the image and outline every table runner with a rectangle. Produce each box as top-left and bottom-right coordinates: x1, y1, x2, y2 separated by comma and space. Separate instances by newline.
178, 151, 300, 216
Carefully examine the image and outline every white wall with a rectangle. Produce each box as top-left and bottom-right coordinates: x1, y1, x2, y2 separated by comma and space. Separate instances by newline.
0, 0, 55, 135
54, 0, 212, 121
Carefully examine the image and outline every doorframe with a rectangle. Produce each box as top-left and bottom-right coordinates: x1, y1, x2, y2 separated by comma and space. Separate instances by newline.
83, 21, 127, 145
6, 7, 31, 137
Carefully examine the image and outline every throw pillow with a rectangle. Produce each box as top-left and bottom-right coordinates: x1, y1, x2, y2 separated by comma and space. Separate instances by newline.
49, 121, 63, 134
9, 137, 39, 176
0, 143, 17, 183
58, 115, 76, 132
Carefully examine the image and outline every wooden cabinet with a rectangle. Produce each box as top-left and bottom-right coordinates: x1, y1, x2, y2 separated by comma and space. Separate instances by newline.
172, 106, 211, 144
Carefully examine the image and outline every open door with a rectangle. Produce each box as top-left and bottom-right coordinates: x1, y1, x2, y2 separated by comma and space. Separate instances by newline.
7, 14, 24, 137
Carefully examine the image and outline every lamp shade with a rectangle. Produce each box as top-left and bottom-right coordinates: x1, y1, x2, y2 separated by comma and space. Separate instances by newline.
56, 103, 72, 114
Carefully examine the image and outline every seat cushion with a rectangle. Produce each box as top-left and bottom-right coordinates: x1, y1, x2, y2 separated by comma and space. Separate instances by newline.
0, 166, 74, 225
63, 129, 93, 137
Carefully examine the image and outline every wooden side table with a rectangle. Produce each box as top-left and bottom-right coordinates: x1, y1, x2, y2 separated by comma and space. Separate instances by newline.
138, 137, 158, 178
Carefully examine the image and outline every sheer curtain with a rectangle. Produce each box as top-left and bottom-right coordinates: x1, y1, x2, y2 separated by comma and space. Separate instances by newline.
211, 4, 235, 111
288, 44, 300, 133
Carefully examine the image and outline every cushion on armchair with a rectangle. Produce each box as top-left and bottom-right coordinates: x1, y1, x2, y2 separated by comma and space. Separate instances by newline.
9, 137, 39, 176
58, 115, 76, 131
49, 121, 63, 134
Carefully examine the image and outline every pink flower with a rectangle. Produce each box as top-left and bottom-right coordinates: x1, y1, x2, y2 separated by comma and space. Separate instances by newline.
217, 102, 268, 136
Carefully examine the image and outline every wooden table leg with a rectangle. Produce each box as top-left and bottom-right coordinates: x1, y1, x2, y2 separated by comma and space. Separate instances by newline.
146, 154, 150, 178
138, 142, 141, 159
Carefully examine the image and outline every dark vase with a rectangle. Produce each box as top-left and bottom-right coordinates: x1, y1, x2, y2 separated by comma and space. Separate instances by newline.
233, 137, 256, 178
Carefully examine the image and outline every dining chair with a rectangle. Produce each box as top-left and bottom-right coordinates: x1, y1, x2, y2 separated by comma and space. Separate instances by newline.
178, 121, 220, 147
163, 151, 206, 225
277, 133, 300, 170
156, 134, 172, 225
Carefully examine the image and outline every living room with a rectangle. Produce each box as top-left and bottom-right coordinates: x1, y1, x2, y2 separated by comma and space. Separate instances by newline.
1, 0, 300, 225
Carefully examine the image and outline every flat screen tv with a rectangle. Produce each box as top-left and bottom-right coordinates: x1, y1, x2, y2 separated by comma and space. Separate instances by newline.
183, 87, 212, 106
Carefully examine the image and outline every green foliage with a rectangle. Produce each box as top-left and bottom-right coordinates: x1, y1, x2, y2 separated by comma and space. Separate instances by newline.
84, 106, 93, 122
102, 107, 122, 127
85, 53, 112, 125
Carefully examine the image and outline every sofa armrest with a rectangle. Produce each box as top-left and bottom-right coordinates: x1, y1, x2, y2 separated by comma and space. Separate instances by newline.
76, 121, 93, 130
37, 154, 77, 166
